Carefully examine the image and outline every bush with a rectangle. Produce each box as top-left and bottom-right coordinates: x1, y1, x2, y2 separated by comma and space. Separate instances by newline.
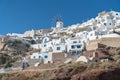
116, 59, 120, 65
14, 39, 22, 44
113, 55, 120, 60
101, 62, 113, 69
26, 44, 30, 48
5, 62, 12, 68
4, 58, 16, 68
87, 62, 99, 70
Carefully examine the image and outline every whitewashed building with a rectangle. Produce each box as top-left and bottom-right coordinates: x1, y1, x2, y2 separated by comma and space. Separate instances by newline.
31, 52, 53, 64
67, 38, 84, 55
31, 44, 41, 49
52, 44, 66, 53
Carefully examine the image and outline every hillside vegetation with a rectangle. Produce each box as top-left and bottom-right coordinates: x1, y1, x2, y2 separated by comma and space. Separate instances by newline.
0, 37, 32, 68
0, 61, 120, 80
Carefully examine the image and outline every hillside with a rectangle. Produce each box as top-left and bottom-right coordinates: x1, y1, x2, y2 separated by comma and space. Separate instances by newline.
0, 62, 120, 80
0, 10, 120, 80
0, 37, 32, 68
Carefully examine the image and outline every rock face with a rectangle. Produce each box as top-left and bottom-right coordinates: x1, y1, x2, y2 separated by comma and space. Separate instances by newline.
1, 37, 31, 56
0, 37, 32, 68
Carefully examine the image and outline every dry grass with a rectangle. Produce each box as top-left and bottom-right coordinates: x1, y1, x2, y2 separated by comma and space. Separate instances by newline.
0, 61, 120, 80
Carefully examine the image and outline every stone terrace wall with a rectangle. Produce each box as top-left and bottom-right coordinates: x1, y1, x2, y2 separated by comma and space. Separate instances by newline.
86, 37, 120, 50
52, 53, 65, 63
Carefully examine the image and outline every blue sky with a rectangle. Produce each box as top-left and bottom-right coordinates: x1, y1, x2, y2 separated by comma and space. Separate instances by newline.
0, 0, 120, 35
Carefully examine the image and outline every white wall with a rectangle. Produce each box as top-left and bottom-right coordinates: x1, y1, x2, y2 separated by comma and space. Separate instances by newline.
56, 21, 63, 28
41, 41, 53, 52
76, 31, 87, 38
87, 31, 98, 40
42, 52, 53, 64
53, 44, 66, 53
31, 52, 53, 64
101, 19, 114, 30
43, 37, 50, 43
111, 11, 120, 20
31, 52, 42, 59
67, 39, 84, 52
31, 44, 41, 49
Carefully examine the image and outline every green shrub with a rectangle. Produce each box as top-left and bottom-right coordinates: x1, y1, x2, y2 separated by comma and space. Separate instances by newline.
5, 62, 12, 68
4, 58, 16, 68
26, 44, 30, 48
14, 39, 22, 43
101, 62, 113, 69
87, 62, 99, 70
116, 47, 120, 53
0, 75, 3, 79
113, 55, 120, 60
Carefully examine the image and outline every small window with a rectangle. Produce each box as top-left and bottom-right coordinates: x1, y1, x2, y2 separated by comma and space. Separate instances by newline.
71, 46, 75, 49
104, 23, 106, 26
44, 55, 48, 58
39, 56, 41, 58
116, 13, 118, 15
57, 47, 60, 50
109, 23, 111, 25
71, 51, 76, 55
77, 51, 81, 55
77, 45, 81, 48
73, 41, 77, 43
45, 39, 47, 41
44, 44, 46, 47
34, 56, 36, 58
91, 34, 93, 36
93, 27, 96, 30
79, 41, 81, 43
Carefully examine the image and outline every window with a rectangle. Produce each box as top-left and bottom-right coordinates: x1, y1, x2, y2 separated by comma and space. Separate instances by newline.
90, 33, 93, 36
57, 47, 60, 50
102, 19, 105, 22
79, 41, 81, 43
71, 51, 76, 55
73, 41, 77, 43
45, 39, 47, 42
93, 27, 96, 30
39, 56, 41, 58
77, 51, 81, 55
116, 13, 118, 15
104, 23, 106, 26
109, 23, 111, 25
71, 46, 75, 49
44, 55, 48, 58
44, 39, 47, 43
77, 45, 81, 48
34, 56, 36, 59
44, 44, 46, 47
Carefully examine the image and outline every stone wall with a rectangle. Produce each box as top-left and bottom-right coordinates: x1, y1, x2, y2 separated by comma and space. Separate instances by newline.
86, 37, 120, 50
52, 53, 65, 63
